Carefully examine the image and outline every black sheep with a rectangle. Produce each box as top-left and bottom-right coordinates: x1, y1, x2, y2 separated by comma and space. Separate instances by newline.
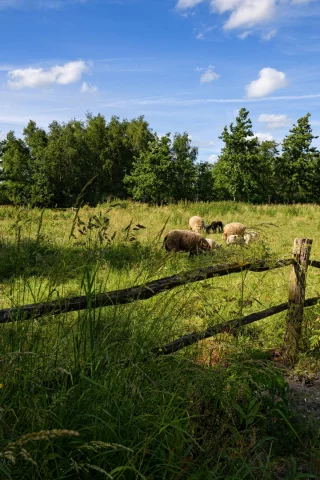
206, 220, 224, 234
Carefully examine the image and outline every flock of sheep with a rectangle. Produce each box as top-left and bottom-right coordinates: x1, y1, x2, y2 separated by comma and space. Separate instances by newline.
163, 216, 259, 255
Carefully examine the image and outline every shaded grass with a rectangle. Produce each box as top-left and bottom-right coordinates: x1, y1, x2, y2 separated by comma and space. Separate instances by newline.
0, 201, 320, 478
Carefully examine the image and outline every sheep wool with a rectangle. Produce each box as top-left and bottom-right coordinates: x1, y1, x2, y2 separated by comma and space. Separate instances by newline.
206, 220, 224, 234
244, 232, 259, 245
189, 216, 205, 234
164, 229, 211, 254
205, 238, 222, 249
226, 234, 245, 245
222, 222, 246, 240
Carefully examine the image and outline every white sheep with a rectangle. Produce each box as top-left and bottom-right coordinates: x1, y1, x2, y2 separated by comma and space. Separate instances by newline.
164, 229, 212, 255
244, 232, 259, 245
222, 222, 246, 241
189, 216, 205, 234
205, 238, 222, 249
226, 234, 245, 245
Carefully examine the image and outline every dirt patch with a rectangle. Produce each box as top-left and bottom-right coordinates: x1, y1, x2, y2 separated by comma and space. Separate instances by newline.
285, 371, 320, 420
268, 348, 320, 420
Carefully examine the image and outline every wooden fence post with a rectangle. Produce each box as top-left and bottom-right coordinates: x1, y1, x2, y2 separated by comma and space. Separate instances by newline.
285, 238, 313, 365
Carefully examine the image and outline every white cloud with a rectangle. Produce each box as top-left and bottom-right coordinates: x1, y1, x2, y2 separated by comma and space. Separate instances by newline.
179, 10, 196, 17
258, 113, 290, 128
238, 30, 252, 39
254, 132, 274, 142
194, 24, 215, 40
8, 60, 89, 89
211, 0, 276, 30
176, 0, 317, 32
80, 82, 97, 93
208, 154, 218, 162
176, 0, 204, 9
200, 65, 220, 83
102, 92, 320, 108
261, 28, 277, 41
246, 67, 288, 98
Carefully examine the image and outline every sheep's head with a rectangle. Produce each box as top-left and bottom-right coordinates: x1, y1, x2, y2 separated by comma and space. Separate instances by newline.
200, 238, 211, 251
205, 238, 221, 250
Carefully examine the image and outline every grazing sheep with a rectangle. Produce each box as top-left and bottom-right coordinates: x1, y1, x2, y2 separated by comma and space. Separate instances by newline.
205, 238, 222, 249
244, 232, 259, 245
226, 234, 245, 246
206, 220, 224, 234
222, 222, 246, 240
189, 216, 205, 234
164, 229, 211, 255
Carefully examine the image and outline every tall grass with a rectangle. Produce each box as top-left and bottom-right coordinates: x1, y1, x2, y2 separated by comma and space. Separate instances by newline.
0, 201, 319, 478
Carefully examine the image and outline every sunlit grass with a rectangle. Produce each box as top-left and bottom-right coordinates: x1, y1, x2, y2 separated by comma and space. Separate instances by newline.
0, 201, 319, 478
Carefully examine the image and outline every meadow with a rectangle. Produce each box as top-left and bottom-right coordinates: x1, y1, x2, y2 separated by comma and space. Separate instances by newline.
0, 201, 320, 479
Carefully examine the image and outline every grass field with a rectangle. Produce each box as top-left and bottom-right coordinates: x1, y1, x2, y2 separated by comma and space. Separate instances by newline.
0, 201, 320, 479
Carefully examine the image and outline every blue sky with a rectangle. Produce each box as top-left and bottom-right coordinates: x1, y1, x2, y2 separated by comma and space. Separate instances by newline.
1, 0, 320, 162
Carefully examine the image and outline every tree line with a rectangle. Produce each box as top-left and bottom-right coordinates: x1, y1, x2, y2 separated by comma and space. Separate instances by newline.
0, 108, 319, 207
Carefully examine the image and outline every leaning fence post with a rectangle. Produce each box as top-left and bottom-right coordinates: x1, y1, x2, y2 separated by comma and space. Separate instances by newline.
285, 238, 313, 365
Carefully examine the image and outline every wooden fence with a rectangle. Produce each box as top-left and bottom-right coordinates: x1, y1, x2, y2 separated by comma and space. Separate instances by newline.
0, 238, 319, 364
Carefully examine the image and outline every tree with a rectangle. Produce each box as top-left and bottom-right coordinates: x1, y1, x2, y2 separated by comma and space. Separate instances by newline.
23, 120, 51, 205
308, 150, 320, 202
213, 108, 265, 203
84, 115, 154, 201
0, 131, 32, 204
0, 136, 6, 157
39, 119, 89, 206
276, 113, 319, 203
83, 113, 112, 204
170, 133, 197, 201
196, 162, 215, 202
124, 115, 154, 156
256, 140, 279, 203
124, 132, 199, 204
124, 134, 173, 204
0, 114, 157, 207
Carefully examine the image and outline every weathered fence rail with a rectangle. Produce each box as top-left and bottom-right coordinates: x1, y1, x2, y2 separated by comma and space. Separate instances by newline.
310, 259, 320, 269
152, 238, 320, 363
285, 239, 313, 363
0, 258, 296, 323
0, 238, 319, 363
153, 296, 320, 357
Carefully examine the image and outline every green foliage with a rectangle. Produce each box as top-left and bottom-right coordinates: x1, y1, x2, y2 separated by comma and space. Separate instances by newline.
276, 113, 320, 203
0, 202, 319, 478
124, 133, 173, 204
196, 161, 215, 201
0, 131, 33, 204
1, 110, 320, 209
257, 140, 280, 202
170, 132, 198, 201
213, 108, 275, 203
0, 115, 155, 207
125, 132, 198, 204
